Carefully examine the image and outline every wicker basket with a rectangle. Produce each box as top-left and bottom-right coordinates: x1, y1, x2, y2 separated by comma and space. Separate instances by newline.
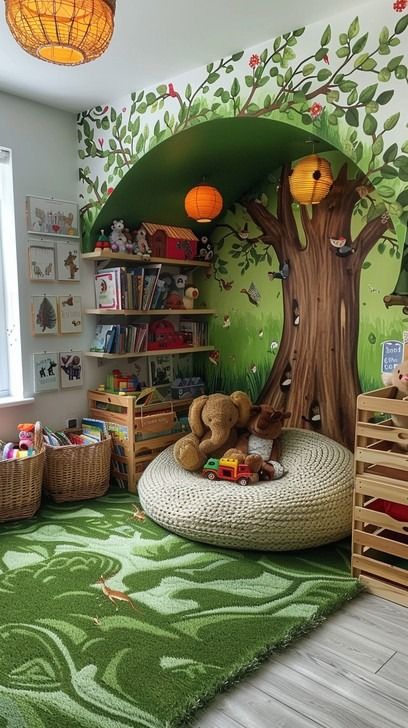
44, 435, 112, 503
0, 423, 45, 522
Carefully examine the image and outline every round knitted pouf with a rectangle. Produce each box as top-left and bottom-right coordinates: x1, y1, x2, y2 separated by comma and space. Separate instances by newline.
138, 428, 354, 551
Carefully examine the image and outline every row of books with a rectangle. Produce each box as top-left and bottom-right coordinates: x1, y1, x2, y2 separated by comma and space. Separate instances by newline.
90, 320, 208, 353
95, 264, 169, 310
43, 418, 109, 446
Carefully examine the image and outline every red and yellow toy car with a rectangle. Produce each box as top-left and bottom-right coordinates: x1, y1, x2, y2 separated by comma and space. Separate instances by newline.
202, 457, 254, 486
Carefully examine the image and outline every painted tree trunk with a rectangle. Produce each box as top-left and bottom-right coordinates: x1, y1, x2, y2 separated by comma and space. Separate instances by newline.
244, 164, 389, 450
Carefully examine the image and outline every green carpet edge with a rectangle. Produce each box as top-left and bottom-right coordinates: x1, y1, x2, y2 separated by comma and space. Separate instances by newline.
175, 579, 364, 728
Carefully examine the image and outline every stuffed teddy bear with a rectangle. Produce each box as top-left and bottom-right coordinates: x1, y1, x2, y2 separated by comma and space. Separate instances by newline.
173, 391, 253, 472
224, 405, 290, 480
183, 286, 199, 309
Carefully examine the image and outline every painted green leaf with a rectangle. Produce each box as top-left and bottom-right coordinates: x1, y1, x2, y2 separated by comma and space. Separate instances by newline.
345, 108, 359, 127
379, 26, 390, 44
336, 46, 349, 58
372, 137, 384, 156
348, 17, 360, 40
263, 94, 272, 108
272, 52, 281, 63
359, 84, 378, 103
395, 14, 408, 34
354, 142, 363, 162
225, 66, 233, 74
368, 332, 376, 343
185, 84, 192, 99
397, 189, 408, 207
363, 262, 372, 270
378, 242, 386, 254
83, 119, 91, 137
231, 51, 244, 61
347, 89, 358, 105
208, 73, 220, 83
377, 184, 396, 198
352, 33, 368, 54
402, 141, 408, 153
383, 144, 398, 163
394, 156, 408, 170
395, 66, 407, 80
136, 103, 147, 114
320, 25, 331, 46
214, 87, 224, 97
156, 84, 167, 95
231, 78, 240, 97
376, 90, 394, 105
381, 165, 398, 178
361, 58, 377, 71
136, 91, 144, 102
326, 90, 340, 103
302, 63, 316, 76
293, 27, 305, 37
206, 62, 214, 73
379, 44, 391, 55
108, 139, 116, 150
365, 101, 379, 114
363, 114, 377, 135
301, 113, 313, 125
221, 91, 230, 103
339, 79, 357, 92
283, 47, 296, 61
384, 112, 400, 130
378, 67, 391, 81
146, 92, 156, 106
387, 55, 404, 71
328, 114, 338, 126
317, 69, 331, 81
389, 37, 401, 47
101, 117, 110, 130
315, 47, 328, 61
260, 49, 268, 63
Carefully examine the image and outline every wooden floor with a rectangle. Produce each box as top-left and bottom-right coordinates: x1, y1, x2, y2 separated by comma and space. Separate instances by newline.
191, 594, 408, 728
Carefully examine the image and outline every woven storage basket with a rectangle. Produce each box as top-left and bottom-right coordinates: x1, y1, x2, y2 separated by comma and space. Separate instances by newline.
44, 435, 112, 503
0, 423, 44, 522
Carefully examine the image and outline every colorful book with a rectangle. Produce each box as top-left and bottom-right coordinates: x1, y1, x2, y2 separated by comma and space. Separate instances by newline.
94, 268, 120, 309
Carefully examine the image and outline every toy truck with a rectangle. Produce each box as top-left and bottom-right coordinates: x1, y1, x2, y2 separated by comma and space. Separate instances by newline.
202, 457, 253, 486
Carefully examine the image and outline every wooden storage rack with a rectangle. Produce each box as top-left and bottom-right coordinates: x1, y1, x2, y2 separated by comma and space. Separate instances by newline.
352, 386, 408, 607
88, 389, 191, 493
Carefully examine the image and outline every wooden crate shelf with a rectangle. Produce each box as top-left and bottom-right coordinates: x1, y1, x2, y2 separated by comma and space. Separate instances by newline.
87, 389, 190, 493
352, 386, 408, 607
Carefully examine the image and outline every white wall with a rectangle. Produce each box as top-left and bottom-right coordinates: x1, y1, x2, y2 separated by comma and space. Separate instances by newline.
0, 91, 100, 441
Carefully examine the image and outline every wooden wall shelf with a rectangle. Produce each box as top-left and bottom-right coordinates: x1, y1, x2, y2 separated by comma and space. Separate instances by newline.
86, 308, 215, 316
85, 346, 214, 359
82, 251, 210, 267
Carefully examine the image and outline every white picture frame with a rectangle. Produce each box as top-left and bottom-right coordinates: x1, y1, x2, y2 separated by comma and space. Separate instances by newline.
33, 352, 60, 393
56, 240, 81, 281
28, 241, 55, 281
149, 354, 173, 388
58, 295, 82, 334
59, 351, 84, 388
31, 295, 58, 335
26, 196, 79, 238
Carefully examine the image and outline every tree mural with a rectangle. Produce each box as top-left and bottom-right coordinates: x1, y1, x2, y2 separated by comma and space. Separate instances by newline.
78, 9, 408, 447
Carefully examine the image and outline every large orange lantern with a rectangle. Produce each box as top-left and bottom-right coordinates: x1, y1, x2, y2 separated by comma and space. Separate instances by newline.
5, 0, 116, 65
289, 155, 333, 205
184, 184, 223, 223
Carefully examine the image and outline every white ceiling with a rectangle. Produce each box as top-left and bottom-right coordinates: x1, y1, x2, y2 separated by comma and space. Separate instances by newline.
0, 0, 370, 113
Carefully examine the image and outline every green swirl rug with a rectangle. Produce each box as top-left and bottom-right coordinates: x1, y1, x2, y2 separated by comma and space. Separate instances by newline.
0, 493, 360, 728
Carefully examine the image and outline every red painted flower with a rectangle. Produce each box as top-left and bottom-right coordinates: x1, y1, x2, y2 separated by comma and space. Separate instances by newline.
98, 138, 104, 148
107, 187, 114, 196
102, 105, 109, 113
323, 54, 329, 64
122, 107, 127, 113
393, 0, 406, 11
309, 102, 324, 118
249, 53, 260, 69
168, 83, 178, 98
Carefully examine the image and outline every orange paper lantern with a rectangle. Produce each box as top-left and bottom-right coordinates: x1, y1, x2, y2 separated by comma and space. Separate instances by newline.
184, 185, 223, 223
5, 0, 116, 65
289, 155, 333, 205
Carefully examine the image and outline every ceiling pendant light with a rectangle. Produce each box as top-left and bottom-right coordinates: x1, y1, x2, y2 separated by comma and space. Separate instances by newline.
184, 184, 223, 223
4, 0, 116, 66
289, 154, 333, 205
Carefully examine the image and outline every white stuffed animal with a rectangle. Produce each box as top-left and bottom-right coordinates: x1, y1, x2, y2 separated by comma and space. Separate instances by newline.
110, 219, 127, 252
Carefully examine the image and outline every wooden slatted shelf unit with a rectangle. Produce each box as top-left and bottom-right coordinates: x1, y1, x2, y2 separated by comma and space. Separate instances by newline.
352, 386, 408, 607
88, 389, 191, 493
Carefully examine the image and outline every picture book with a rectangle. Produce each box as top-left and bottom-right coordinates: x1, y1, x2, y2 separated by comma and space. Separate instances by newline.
90, 324, 114, 352
94, 268, 120, 309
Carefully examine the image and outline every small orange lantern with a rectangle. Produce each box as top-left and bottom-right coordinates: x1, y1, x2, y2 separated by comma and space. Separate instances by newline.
184, 184, 223, 223
289, 155, 333, 205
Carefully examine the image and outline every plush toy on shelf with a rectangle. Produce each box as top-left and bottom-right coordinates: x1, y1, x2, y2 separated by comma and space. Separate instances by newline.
133, 227, 152, 260
224, 404, 290, 480
109, 219, 128, 252
382, 360, 408, 449
183, 286, 199, 309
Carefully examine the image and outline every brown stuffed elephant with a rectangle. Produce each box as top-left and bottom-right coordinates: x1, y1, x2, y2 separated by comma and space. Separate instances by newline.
173, 391, 253, 472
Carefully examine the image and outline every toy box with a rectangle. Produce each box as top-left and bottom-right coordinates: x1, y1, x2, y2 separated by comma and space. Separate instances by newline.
138, 223, 198, 260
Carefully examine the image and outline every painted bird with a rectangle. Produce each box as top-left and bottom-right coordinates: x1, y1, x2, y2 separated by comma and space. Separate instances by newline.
208, 350, 220, 366
258, 328, 264, 338
222, 315, 231, 328
329, 236, 355, 257
249, 363, 257, 374
268, 261, 290, 280
239, 223, 249, 239
219, 278, 234, 291
240, 282, 261, 306
270, 340, 279, 352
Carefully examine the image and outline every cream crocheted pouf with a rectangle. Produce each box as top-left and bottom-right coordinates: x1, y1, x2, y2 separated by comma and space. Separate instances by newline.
138, 428, 354, 551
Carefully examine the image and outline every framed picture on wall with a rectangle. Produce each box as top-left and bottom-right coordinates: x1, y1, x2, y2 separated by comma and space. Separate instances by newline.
26, 196, 79, 238
33, 352, 60, 393
58, 295, 82, 334
28, 241, 55, 281
59, 351, 84, 388
56, 240, 81, 281
31, 295, 58, 335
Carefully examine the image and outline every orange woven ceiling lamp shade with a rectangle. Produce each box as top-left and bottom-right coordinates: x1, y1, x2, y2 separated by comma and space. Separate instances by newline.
289, 154, 333, 205
4, 0, 116, 65
184, 184, 223, 223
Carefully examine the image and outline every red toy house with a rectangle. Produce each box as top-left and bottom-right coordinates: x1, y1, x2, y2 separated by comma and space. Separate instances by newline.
138, 223, 198, 260
147, 320, 192, 350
